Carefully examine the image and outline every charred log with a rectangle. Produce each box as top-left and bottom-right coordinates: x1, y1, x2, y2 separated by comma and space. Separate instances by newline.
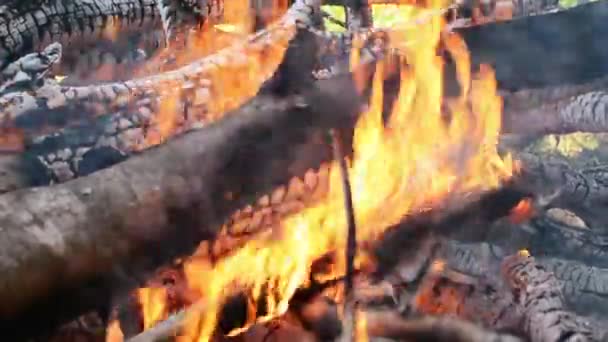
503, 91, 608, 136
501, 253, 596, 341
528, 215, 608, 268
371, 184, 530, 279
409, 244, 604, 341
538, 257, 608, 318
443, 240, 608, 321
0, 78, 361, 339
512, 152, 608, 208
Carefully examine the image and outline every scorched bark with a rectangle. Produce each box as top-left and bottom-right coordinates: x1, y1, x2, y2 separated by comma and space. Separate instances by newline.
0, 78, 361, 339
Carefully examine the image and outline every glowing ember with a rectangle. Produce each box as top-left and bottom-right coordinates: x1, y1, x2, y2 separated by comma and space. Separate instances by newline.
430, 259, 447, 274
509, 198, 535, 224
139, 1, 515, 340
518, 249, 531, 258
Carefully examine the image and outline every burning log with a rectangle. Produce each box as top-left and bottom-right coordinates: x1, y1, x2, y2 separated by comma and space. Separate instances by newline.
0, 0, 323, 185
404, 245, 605, 341
500, 75, 608, 113
3, 1, 608, 190
18, 68, 608, 188
454, 0, 608, 90
0, 0, 316, 123
0, 80, 362, 339
5, 2, 608, 340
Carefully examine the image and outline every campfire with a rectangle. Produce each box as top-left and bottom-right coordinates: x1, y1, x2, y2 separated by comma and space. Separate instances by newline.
133, 2, 517, 339
0, 0, 607, 341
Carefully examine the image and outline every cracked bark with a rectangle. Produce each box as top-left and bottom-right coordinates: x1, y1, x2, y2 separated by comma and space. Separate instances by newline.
503, 90, 608, 136
412, 243, 604, 341
0, 76, 361, 339
528, 215, 608, 268
442, 239, 608, 321
0, 0, 225, 72
501, 253, 596, 341
0, 0, 316, 122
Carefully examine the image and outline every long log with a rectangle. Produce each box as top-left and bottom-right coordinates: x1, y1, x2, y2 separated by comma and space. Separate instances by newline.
0, 76, 361, 339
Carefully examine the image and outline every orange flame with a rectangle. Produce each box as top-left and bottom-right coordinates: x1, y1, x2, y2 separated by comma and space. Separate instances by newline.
355, 308, 369, 342
139, 1, 516, 340
105, 319, 124, 342
137, 287, 168, 330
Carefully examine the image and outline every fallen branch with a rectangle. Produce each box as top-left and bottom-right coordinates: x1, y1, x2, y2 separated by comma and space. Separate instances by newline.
0, 76, 362, 339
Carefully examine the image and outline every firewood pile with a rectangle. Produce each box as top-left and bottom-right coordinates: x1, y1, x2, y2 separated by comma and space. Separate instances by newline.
2, 0, 608, 341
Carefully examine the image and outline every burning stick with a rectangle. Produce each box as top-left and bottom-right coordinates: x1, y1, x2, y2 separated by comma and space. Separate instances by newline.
329, 128, 360, 340
330, 129, 358, 302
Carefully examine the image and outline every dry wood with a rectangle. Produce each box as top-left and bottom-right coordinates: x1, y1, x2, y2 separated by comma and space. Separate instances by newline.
0, 76, 362, 339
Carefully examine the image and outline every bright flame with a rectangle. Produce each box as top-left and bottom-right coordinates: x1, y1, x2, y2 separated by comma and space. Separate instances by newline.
140, 1, 516, 340
509, 197, 535, 224
137, 287, 168, 330
355, 308, 369, 342
105, 319, 124, 342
